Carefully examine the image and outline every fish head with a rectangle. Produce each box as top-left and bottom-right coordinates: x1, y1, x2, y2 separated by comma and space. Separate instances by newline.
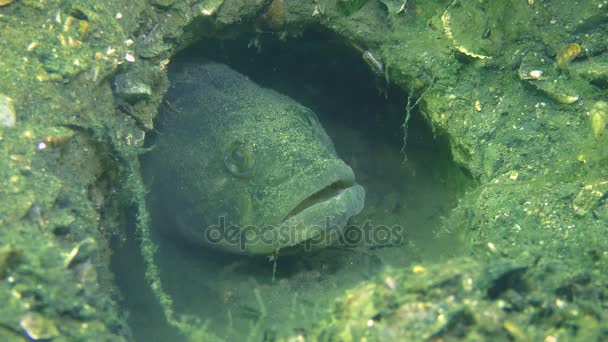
219, 102, 365, 254
147, 62, 365, 255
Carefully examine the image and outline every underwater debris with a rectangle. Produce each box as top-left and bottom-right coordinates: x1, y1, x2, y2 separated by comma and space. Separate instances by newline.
396, 0, 413, 14
545, 92, 579, 104
589, 101, 607, 137
312, 3, 323, 17
0, 244, 22, 277
503, 320, 527, 341
384, 276, 397, 290
350, 42, 387, 82
63, 12, 90, 42
19, 312, 60, 341
336, 0, 369, 16
78, 19, 90, 41
41, 127, 76, 149
556, 43, 582, 71
197, 0, 224, 16
572, 180, 608, 217
441, 3, 491, 60
65, 237, 97, 269
527, 70, 543, 80
58, 13, 90, 48
362, 50, 384, 75
379, 0, 414, 15
412, 265, 426, 274
258, 0, 285, 31
518, 52, 580, 104
0, 94, 16, 127
474, 100, 481, 112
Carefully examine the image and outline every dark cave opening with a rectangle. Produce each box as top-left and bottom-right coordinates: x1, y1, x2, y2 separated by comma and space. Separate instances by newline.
175, 30, 425, 152
115, 30, 470, 341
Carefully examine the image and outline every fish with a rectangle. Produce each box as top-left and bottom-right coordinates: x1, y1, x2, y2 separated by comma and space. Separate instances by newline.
143, 61, 365, 255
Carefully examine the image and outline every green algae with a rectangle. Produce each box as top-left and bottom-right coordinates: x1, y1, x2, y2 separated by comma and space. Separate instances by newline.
0, 0, 152, 339
1, 0, 607, 340
336, 0, 370, 16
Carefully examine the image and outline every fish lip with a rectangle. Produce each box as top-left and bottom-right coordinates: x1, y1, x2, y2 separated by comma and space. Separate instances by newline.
280, 163, 357, 223
276, 182, 365, 251
241, 161, 364, 255
270, 162, 365, 251
281, 180, 355, 222
243, 180, 364, 255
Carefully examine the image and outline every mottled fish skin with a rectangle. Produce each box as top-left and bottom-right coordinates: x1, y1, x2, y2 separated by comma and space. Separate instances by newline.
143, 62, 365, 255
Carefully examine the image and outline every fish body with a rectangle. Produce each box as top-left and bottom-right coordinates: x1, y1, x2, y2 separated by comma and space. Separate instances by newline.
144, 62, 365, 254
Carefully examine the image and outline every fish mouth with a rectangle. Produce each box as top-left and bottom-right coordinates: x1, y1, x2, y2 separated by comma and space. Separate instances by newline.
282, 179, 356, 222
273, 163, 365, 251
243, 161, 365, 255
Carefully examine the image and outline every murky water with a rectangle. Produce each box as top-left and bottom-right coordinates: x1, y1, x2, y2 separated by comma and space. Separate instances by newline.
113, 33, 469, 341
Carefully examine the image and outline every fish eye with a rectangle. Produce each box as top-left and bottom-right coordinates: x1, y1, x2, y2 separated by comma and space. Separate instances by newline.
224, 141, 254, 177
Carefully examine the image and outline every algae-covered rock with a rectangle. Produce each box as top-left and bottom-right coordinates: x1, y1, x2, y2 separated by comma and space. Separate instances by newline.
2, 0, 608, 340
518, 52, 581, 104
336, 0, 369, 16
19, 312, 59, 341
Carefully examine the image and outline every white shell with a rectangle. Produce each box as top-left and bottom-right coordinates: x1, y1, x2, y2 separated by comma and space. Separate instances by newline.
528, 70, 543, 79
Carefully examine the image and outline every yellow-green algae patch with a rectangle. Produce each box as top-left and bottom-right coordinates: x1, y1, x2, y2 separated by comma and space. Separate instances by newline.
0, 0, 151, 339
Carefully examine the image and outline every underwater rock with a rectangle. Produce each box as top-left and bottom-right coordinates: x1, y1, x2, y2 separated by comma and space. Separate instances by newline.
590, 101, 607, 137
571, 59, 608, 87
19, 312, 59, 341
144, 62, 365, 255
113, 72, 152, 103
572, 180, 608, 217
